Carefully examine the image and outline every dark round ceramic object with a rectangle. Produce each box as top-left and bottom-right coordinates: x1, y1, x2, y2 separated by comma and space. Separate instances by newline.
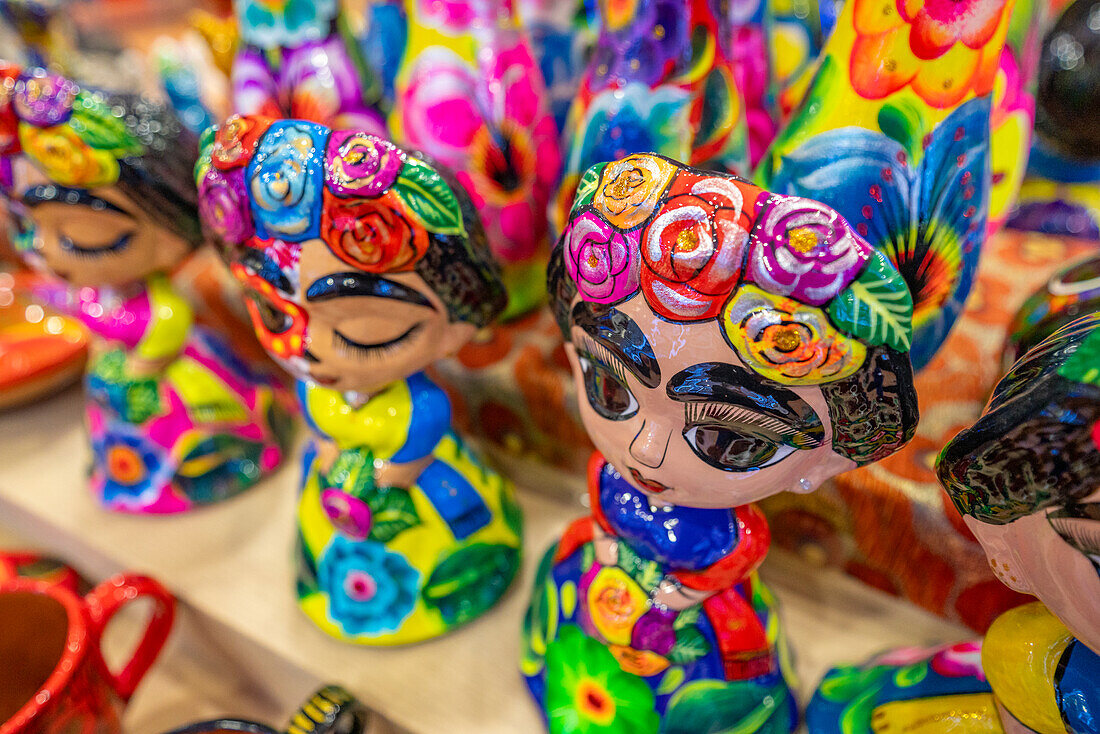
1035, 0, 1100, 160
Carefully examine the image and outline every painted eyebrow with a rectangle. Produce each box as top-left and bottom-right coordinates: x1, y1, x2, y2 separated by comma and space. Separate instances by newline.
241, 248, 293, 294
306, 272, 434, 309
22, 185, 128, 215
666, 362, 821, 429
571, 301, 661, 388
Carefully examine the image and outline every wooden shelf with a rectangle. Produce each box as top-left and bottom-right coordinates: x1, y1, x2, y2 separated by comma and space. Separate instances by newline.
0, 389, 972, 733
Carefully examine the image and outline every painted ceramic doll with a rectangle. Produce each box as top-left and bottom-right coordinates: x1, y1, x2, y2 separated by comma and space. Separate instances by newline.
523, 154, 919, 733
0, 67, 292, 514
757, 0, 1017, 370
392, 0, 562, 319
552, 0, 751, 234
231, 0, 386, 132
808, 314, 1100, 732
196, 115, 523, 645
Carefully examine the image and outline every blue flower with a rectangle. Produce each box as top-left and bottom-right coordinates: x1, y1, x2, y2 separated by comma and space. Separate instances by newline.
247, 120, 328, 242
318, 536, 419, 637
236, 0, 337, 48
92, 428, 169, 506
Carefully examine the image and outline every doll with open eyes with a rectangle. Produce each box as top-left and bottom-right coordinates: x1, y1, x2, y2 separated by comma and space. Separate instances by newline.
0, 66, 293, 514
196, 115, 523, 644
522, 154, 919, 732
807, 315, 1100, 733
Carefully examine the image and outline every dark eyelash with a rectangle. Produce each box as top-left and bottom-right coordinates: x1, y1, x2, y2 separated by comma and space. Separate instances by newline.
60, 232, 132, 258
579, 336, 629, 384
333, 322, 422, 361
685, 401, 823, 449
1049, 516, 1100, 555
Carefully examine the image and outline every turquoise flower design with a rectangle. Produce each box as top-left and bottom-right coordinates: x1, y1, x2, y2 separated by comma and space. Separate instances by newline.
235, 0, 338, 49
318, 536, 419, 637
247, 120, 328, 242
92, 428, 169, 507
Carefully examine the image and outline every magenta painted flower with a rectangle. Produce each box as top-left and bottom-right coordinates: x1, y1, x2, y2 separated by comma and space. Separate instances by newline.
747, 194, 873, 305
630, 606, 677, 656
399, 47, 481, 171
566, 212, 640, 303
198, 167, 253, 245
15, 72, 77, 126
930, 640, 986, 679
321, 488, 372, 540
324, 130, 403, 198
417, 0, 476, 33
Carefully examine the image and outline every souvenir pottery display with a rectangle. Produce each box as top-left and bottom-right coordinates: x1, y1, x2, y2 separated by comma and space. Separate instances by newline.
513, 0, 593, 134
0, 573, 174, 734
0, 66, 294, 514
197, 116, 523, 645
1008, 0, 1100, 240
809, 315, 1100, 732
231, 0, 385, 131
392, 0, 562, 319
730, 0, 779, 166
522, 154, 919, 733
757, 0, 1016, 370
552, 0, 752, 235
0, 269, 87, 410
162, 685, 374, 734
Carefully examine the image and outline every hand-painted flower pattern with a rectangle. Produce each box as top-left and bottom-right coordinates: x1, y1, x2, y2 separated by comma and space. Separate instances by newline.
584, 567, 649, 646
213, 115, 272, 171
235, 0, 338, 48
247, 121, 327, 241
14, 72, 76, 126
324, 131, 403, 198
18, 124, 118, 187
545, 625, 660, 734
629, 606, 677, 656
321, 488, 372, 540
318, 536, 419, 637
93, 430, 167, 507
320, 190, 428, 273
639, 176, 752, 321
198, 167, 253, 246
565, 212, 640, 303
850, 0, 1010, 107
749, 195, 873, 305
722, 285, 867, 384
593, 155, 677, 230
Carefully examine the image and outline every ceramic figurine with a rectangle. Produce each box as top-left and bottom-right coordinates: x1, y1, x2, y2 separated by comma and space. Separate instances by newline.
553, 0, 751, 236
808, 314, 1100, 732
1003, 252, 1100, 368
514, 0, 594, 134
231, 0, 386, 132
1008, 0, 1100, 240
197, 115, 523, 645
359, 0, 406, 112
391, 0, 562, 319
730, 0, 778, 166
523, 154, 919, 732
0, 66, 293, 513
757, 0, 1016, 370
163, 685, 374, 734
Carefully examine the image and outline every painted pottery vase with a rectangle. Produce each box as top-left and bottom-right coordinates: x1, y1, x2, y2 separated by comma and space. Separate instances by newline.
162, 685, 373, 734
552, 0, 751, 236
523, 154, 919, 733
0, 66, 294, 514
197, 116, 523, 645
757, 0, 1018, 370
231, 0, 386, 132
0, 573, 174, 734
809, 314, 1100, 732
391, 0, 562, 319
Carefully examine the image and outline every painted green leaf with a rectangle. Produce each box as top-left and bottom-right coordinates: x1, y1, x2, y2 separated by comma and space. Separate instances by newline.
521, 545, 559, 675
893, 662, 928, 687
394, 157, 466, 237
70, 91, 143, 156
1059, 328, 1100, 386
367, 486, 420, 543
422, 542, 520, 626
617, 540, 663, 593
501, 489, 524, 538
661, 679, 792, 734
672, 605, 700, 631
573, 162, 606, 212
828, 250, 914, 351
667, 626, 710, 665
322, 449, 376, 499
581, 542, 595, 571
877, 101, 926, 163
656, 667, 686, 696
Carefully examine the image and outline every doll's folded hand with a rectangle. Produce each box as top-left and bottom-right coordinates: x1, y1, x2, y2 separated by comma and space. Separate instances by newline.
652, 578, 711, 610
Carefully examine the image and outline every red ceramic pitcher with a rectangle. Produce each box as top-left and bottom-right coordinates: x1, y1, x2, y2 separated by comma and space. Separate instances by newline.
0, 573, 175, 734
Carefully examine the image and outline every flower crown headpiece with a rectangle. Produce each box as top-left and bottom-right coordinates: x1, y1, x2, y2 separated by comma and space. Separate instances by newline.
195, 114, 468, 277
0, 65, 145, 188
560, 153, 915, 386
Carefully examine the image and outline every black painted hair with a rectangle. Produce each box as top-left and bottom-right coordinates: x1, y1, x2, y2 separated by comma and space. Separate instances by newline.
937, 314, 1100, 524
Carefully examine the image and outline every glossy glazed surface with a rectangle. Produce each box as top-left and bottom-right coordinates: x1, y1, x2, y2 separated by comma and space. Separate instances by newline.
524, 155, 918, 733
0, 66, 294, 514
198, 117, 523, 645
1003, 253, 1100, 367
162, 685, 371, 734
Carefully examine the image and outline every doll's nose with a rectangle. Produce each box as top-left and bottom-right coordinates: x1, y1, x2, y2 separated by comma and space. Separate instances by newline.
629, 419, 672, 468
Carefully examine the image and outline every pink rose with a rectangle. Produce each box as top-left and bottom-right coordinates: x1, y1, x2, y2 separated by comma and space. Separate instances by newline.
565, 212, 640, 303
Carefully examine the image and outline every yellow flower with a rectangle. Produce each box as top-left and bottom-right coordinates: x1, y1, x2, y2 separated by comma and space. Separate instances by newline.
592, 154, 676, 230
18, 123, 118, 187
586, 567, 648, 646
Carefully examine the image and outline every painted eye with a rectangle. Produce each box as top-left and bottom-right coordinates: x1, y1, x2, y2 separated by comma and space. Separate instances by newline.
247, 290, 292, 335
682, 424, 795, 472
579, 355, 638, 421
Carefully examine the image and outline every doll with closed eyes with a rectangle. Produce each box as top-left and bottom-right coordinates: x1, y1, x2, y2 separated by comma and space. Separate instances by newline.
196, 115, 523, 644
0, 66, 293, 514
522, 154, 919, 733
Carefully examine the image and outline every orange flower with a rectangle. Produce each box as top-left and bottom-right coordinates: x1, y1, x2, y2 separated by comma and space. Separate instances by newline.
849, 0, 1011, 108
